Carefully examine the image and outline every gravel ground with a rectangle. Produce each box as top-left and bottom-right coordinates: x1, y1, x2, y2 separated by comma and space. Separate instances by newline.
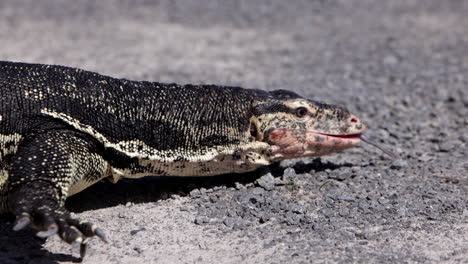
0, 0, 467, 263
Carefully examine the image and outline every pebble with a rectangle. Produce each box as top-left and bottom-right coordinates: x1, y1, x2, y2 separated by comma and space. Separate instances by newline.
133, 247, 144, 254
235, 182, 246, 190
383, 55, 399, 65
194, 217, 208, 225
287, 228, 302, 234
130, 228, 146, 235
291, 204, 306, 214
338, 195, 356, 202
283, 167, 297, 182
339, 207, 350, 217
209, 195, 218, 203
390, 159, 408, 169
438, 142, 455, 152
256, 173, 276, 191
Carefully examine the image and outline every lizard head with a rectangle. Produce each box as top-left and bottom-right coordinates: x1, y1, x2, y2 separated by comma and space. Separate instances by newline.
250, 90, 365, 160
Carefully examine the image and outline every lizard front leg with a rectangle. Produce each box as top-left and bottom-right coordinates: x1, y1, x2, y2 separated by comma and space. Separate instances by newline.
7, 128, 109, 258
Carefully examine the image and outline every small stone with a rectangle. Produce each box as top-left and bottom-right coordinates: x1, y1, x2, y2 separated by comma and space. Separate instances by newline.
390, 159, 408, 170
338, 195, 356, 202
284, 213, 299, 225
458, 135, 466, 143
287, 228, 302, 234
130, 227, 146, 235
223, 218, 233, 227
315, 172, 328, 181
330, 171, 351, 181
320, 208, 334, 218
383, 55, 399, 65
336, 171, 350, 181
358, 200, 370, 213
133, 247, 144, 254
291, 204, 306, 214
438, 142, 455, 152
226, 218, 250, 230
462, 209, 468, 218
256, 173, 276, 191
235, 182, 246, 190
209, 195, 218, 203
170, 194, 181, 199
252, 187, 265, 195
194, 217, 208, 225
339, 207, 350, 216
245, 183, 254, 188
189, 189, 201, 198
283, 167, 296, 181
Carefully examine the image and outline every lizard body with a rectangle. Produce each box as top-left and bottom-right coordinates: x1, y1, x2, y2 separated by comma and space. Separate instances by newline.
0, 61, 364, 257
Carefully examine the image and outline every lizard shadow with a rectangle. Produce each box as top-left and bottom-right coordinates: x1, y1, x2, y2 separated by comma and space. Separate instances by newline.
0, 158, 351, 263
0, 216, 82, 263
66, 158, 354, 213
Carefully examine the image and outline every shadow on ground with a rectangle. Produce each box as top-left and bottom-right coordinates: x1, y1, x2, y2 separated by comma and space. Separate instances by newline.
0, 158, 354, 263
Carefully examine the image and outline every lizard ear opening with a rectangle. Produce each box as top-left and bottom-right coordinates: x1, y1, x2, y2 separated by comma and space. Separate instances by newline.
250, 121, 261, 141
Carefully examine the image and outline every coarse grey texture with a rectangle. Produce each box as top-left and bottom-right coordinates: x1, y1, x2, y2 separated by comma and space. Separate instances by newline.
0, 0, 467, 263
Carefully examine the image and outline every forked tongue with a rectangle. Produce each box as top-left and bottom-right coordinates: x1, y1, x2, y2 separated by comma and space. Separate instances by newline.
359, 134, 399, 160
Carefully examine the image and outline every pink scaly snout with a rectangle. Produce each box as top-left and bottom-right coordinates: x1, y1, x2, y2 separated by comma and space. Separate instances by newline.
268, 128, 362, 160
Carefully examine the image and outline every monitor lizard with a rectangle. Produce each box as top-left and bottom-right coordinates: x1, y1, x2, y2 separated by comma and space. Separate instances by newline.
0, 60, 393, 258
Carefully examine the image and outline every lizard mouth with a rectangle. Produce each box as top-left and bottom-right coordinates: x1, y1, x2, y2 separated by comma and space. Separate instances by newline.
314, 132, 362, 140
267, 129, 362, 159
304, 131, 362, 148
267, 129, 398, 160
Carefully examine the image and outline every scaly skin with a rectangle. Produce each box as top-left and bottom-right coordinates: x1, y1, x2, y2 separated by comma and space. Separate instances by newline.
0, 61, 364, 258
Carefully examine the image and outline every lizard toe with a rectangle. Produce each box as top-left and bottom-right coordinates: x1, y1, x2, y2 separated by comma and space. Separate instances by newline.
80, 242, 88, 259
36, 223, 59, 238
67, 218, 108, 243
13, 213, 32, 231
71, 238, 88, 259
59, 222, 85, 245
95, 227, 108, 243
61, 217, 107, 258
34, 208, 60, 237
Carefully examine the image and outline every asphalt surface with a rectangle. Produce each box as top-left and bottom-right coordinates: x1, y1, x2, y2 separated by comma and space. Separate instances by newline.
0, 0, 467, 263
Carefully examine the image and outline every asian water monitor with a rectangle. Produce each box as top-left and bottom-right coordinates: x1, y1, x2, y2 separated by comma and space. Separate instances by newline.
0, 60, 374, 258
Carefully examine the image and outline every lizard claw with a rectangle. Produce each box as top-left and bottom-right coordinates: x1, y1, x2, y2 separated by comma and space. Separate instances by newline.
72, 237, 87, 259
80, 242, 87, 259
13, 214, 31, 231
95, 228, 108, 243
36, 223, 59, 238
11, 202, 106, 259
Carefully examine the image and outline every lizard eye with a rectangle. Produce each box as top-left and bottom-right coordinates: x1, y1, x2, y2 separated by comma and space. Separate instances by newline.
295, 107, 308, 118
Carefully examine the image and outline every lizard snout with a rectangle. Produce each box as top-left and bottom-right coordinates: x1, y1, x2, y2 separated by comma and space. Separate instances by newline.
347, 115, 366, 135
